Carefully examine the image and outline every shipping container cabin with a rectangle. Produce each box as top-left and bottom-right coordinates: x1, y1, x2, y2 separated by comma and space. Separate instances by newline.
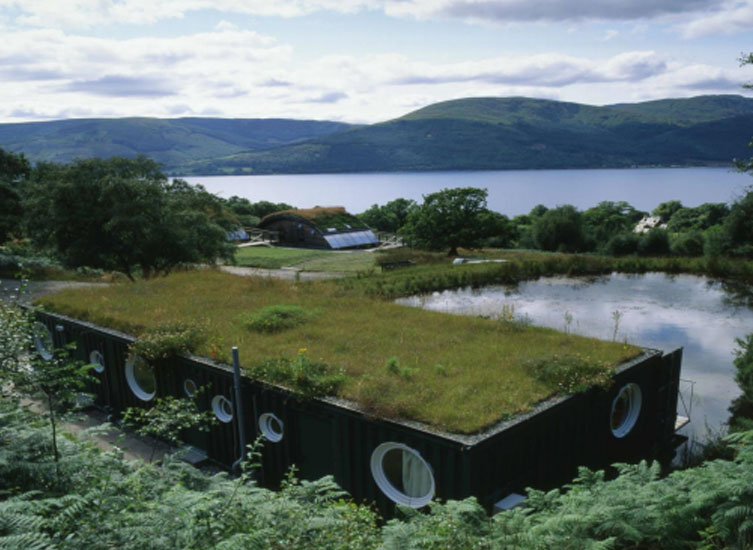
258, 206, 379, 250
33, 311, 682, 515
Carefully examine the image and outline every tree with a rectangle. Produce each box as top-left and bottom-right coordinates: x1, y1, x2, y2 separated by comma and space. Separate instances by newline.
0, 148, 31, 243
358, 198, 418, 233
224, 197, 294, 226
652, 200, 683, 223
582, 201, 646, 251
399, 187, 497, 255
531, 205, 585, 252
722, 189, 753, 258
24, 156, 234, 280
0, 299, 93, 478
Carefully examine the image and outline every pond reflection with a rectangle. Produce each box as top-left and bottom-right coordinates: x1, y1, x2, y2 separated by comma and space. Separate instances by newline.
397, 272, 753, 442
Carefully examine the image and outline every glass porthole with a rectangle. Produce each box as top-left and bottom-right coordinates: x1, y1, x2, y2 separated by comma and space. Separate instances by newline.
212, 395, 233, 423
258, 412, 283, 442
32, 322, 54, 360
610, 383, 642, 438
184, 378, 198, 398
89, 350, 105, 373
370, 442, 435, 508
125, 355, 156, 402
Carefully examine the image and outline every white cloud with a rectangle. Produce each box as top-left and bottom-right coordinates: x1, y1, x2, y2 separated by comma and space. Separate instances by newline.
0, 24, 748, 124
0, 0, 379, 28
679, 0, 753, 37
383, 0, 722, 22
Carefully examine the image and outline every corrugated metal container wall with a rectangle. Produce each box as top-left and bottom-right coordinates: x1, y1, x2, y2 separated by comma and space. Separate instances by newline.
466, 349, 680, 509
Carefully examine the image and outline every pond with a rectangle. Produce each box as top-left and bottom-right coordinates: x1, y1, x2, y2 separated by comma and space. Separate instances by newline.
396, 272, 753, 443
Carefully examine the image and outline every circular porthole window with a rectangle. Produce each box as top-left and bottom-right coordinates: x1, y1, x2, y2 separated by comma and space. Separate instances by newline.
89, 350, 105, 373
258, 413, 283, 442
370, 442, 435, 508
125, 355, 156, 402
212, 395, 233, 423
184, 378, 198, 398
32, 322, 54, 360
610, 383, 642, 438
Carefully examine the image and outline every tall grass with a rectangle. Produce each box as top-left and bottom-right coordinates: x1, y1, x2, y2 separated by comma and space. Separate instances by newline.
37, 268, 640, 434
343, 249, 753, 299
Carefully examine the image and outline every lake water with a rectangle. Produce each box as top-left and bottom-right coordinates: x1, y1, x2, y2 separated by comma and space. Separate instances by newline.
396, 273, 753, 444
185, 167, 752, 216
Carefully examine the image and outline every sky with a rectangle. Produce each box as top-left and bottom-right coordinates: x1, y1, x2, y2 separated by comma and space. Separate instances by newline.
1, 0, 752, 124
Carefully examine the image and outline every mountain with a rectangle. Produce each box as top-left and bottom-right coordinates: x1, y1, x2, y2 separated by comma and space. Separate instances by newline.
2, 95, 752, 175
0, 117, 352, 172
181, 95, 753, 175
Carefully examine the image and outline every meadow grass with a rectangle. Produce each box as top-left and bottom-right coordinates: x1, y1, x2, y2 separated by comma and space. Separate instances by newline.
234, 246, 330, 269
37, 268, 640, 434
234, 246, 376, 272
342, 249, 753, 298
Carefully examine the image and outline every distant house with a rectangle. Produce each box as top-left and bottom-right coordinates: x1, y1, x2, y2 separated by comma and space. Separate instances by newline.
634, 216, 667, 233
258, 206, 379, 250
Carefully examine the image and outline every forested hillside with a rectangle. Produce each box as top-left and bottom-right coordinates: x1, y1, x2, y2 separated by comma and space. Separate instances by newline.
183, 95, 753, 174
0, 117, 352, 172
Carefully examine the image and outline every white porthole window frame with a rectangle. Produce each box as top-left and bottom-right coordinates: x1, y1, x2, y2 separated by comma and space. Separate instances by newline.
32, 322, 54, 360
125, 355, 157, 402
89, 350, 105, 374
610, 383, 642, 438
258, 412, 284, 442
370, 442, 435, 508
184, 378, 198, 398
212, 395, 234, 423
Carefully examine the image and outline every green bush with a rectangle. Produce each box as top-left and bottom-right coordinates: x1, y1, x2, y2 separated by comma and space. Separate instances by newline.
670, 231, 705, 257
242, 304, 311, 333
130, 323, 205, 361
248, 350, 346, 398
527, 354, 613, 393
637, 228, 671, 256
604, 232, 640, 256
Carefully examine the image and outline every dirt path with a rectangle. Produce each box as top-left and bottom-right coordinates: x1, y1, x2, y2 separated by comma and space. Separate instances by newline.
0, 277, 107, 303
219, 265, 347, 280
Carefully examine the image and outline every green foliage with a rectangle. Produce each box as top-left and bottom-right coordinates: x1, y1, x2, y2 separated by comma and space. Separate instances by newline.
129, 323, 205, 361
122, 393, 217, 462
0, 301, 95, 474
223, 197, 293, 227
637, 227, 671, 256
528, 354, 614, 393
532, 205, 586, 252
358, 198, 418, 233
23, 157, 234, 280
670, 230, 705, 257
385, 356, 400, 375
733, 333, 753, 410
0, 148, 31, 244
582, 201, 646, 252
604, 232, 640, 256
400, 187, 500, 255
723, 188, 753, 258
242, 305, 311, 333
652, 200, 684, 223
247, 350, 345, 398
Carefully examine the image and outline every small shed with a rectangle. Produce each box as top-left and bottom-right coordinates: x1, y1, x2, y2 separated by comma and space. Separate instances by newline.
258, 207, 379, 250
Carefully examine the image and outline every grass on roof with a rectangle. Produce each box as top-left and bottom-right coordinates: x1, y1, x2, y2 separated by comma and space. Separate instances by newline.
37, 268, 641, 434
